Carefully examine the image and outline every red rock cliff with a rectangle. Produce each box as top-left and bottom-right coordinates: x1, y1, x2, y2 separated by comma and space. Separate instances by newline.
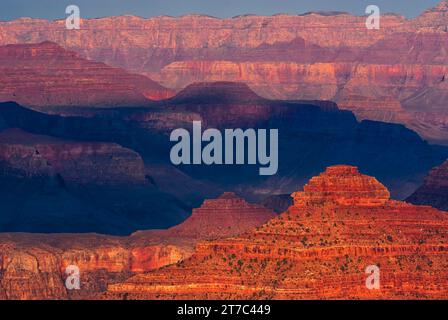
107, 165, 448, 300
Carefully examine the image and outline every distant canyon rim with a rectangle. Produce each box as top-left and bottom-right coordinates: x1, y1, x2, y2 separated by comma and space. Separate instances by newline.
0, 1, 448, 144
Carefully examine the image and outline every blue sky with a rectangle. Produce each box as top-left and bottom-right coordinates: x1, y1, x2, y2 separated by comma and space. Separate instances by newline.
0, 0, 441, 21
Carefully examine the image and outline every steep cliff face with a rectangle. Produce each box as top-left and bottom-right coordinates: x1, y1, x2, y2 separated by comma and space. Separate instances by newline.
0, 42, 174, 107
406, 160, 448, 211
107, 165, 448, 300
0, 12, 406, 55
0, 192, 274, 299
411, 0, 448, 31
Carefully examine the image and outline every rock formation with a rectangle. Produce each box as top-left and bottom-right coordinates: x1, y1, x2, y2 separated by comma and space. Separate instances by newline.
0, 192, 274, 299
107, 165, 448, 299
0, 42, 174, 108
406, 160, 448, 211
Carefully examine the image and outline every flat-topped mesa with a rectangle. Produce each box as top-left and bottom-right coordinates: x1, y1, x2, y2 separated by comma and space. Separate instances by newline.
292, 165, 390, 207
168, 192, 276, 238
0, 41, 77, 59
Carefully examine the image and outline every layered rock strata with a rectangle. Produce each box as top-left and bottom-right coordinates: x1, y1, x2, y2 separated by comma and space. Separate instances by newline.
107, 166, 448, 299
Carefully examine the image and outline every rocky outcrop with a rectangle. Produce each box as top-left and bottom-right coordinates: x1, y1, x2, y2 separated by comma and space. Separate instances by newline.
0, 192, 274, 299
155, 44, 448, 143
0, 42, 174, 108
411, 0, 448, 31
107, 165, 448, 300
406, 160, 448, 211
0, 233, 191, 300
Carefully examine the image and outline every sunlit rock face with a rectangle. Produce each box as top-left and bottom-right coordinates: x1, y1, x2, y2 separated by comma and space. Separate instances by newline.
107, 165, 448, 300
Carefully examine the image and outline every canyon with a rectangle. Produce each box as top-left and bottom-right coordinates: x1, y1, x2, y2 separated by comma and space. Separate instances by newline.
0, 192, 274, 299
0, 2, 447, 142
106, 165, 448, 300
0, 2, 447, 300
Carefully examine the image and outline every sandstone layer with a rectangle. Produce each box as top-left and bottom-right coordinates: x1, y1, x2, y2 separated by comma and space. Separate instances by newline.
107, 165, 448, 300
165, 192, 276, 239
